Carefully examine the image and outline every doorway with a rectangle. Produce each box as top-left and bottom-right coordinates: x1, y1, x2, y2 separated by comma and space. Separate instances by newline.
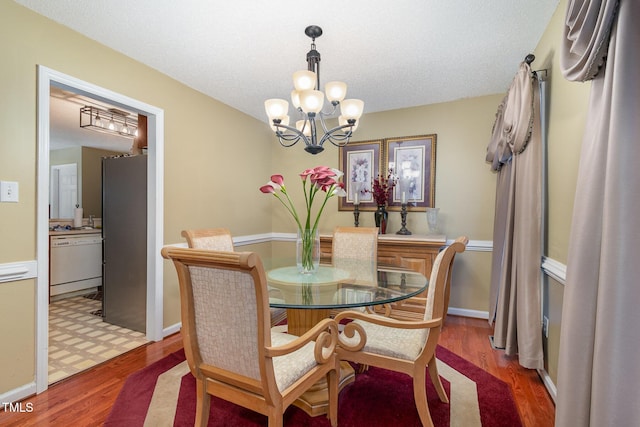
36, 66, 165, 393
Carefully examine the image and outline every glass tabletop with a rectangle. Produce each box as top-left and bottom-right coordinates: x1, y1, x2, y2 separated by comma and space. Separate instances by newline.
266, 261, 428, 310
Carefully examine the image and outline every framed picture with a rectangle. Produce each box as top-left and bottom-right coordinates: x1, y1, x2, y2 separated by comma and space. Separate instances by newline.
338, 139, 383, 212
384, 134, 437, 211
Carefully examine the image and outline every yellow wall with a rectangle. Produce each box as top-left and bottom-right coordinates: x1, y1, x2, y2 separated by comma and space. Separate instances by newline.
0, 1, 273, 393
0, 281, 35, 394
1, 0, 589, 397
268, 95, 502, 237
268, 94, 502, 312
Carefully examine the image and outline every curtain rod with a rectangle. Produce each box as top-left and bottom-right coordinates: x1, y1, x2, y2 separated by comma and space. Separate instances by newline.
524, 53, 548, 80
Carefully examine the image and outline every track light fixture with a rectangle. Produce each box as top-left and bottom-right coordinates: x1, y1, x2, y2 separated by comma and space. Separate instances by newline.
80, 106, 138, 139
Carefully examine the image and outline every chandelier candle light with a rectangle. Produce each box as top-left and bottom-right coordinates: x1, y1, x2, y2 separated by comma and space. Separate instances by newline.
260, 166, 346, 274
265, 25, 364, 155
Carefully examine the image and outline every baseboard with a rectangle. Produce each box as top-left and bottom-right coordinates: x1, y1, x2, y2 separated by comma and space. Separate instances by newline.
447, 307, 489, 319
0, 382, 36, 407
163, 322, 181, 338
537, 368, 557, 403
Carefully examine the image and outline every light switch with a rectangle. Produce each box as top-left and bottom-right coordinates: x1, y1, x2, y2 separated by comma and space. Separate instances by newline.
0, 181, 19, 202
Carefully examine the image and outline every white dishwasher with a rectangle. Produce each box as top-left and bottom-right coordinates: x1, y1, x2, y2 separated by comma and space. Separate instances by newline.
50, 233, 103, 299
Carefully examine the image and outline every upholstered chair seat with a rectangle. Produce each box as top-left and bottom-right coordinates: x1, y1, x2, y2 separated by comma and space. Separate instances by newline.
269, 332, 321, 391
338, 321, 427, 360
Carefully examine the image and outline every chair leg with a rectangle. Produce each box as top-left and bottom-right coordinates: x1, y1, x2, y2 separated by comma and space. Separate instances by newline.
428, 356, 449, 403
267, 411, 284, 427
326, 366, 339, 427
413, 367, 434, 427
195, 379, 211, 427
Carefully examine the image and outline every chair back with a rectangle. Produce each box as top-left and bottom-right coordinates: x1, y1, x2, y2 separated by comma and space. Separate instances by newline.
182, 228, 288, 327
161, 247, 273, 389
424, 237, 468, 322
332, 226, 378, 260
443, 236, 469, 318
182, 228, 234, 251
332, 226, 378, 284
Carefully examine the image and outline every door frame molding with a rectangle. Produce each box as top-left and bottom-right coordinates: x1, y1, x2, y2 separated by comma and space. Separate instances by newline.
36, 66, 165, 393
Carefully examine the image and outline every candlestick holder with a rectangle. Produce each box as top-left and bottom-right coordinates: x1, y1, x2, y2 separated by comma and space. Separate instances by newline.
353, 204, 360, 227
396, 203, 411, 235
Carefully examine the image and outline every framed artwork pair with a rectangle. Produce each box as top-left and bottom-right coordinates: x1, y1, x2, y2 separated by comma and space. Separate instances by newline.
338, 134, 437, 212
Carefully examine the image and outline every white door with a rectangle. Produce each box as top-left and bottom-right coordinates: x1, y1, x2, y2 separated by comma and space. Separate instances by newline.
50, 163, 78, 218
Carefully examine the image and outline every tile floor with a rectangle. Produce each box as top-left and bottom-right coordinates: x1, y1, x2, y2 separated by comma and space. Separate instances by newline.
48, 295, 149, 384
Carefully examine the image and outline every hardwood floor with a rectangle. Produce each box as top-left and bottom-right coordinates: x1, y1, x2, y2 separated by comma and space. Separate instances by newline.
0, 316, 555, 426
439, 316, 556, 427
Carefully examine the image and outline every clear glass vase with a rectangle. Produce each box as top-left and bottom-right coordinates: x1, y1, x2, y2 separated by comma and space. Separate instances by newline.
426, 207, 440, 234
296, 228, 320, 274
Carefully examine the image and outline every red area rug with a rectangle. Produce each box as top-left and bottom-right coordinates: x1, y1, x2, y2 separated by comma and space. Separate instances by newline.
106, 346, 521, 426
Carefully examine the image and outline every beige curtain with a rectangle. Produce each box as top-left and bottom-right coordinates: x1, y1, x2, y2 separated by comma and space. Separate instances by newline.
556, 1, 640, 425
486, 62, 543, 370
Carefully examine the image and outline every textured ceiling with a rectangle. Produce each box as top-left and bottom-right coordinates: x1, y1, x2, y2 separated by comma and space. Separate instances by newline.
17, 0, 559, 122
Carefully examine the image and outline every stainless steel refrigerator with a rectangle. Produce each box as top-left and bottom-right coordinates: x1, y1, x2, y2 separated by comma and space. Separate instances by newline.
102, 155, 147, 333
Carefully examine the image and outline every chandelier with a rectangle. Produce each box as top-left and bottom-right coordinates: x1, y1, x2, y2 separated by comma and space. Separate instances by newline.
80, 105, 138, 139
265, 25, 364, 155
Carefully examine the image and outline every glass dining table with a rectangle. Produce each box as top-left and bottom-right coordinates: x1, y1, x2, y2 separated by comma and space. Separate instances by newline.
263, 258, 429, 417
265, 259, 429, 336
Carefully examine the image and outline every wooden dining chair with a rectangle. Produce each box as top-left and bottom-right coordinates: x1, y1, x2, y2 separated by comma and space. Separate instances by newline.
181, 228, 235, 251
161, 247, 340, 427
386, 236, 469, 323
329, 226, 379, 317
331, 226, 379, 264
334, 237, 467, 427
182, 228, 287, 326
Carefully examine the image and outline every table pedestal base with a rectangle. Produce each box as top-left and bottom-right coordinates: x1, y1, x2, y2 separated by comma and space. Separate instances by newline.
286, 308, 330, 336
292, 361, 355, 417
286, 308, 355, 417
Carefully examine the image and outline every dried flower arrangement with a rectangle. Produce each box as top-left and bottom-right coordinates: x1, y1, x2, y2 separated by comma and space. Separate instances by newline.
368, 170, 396, 206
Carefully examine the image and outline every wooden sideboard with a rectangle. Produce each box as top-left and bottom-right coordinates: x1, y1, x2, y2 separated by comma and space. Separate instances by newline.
320, 233, 447, 297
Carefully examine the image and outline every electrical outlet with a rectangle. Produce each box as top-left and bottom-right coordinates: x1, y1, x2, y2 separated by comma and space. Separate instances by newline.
0, 181, 19, 202
543, 316, 549, 338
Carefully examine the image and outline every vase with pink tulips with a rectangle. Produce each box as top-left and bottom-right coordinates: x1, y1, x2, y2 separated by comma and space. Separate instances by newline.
260, 166, 346, 273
